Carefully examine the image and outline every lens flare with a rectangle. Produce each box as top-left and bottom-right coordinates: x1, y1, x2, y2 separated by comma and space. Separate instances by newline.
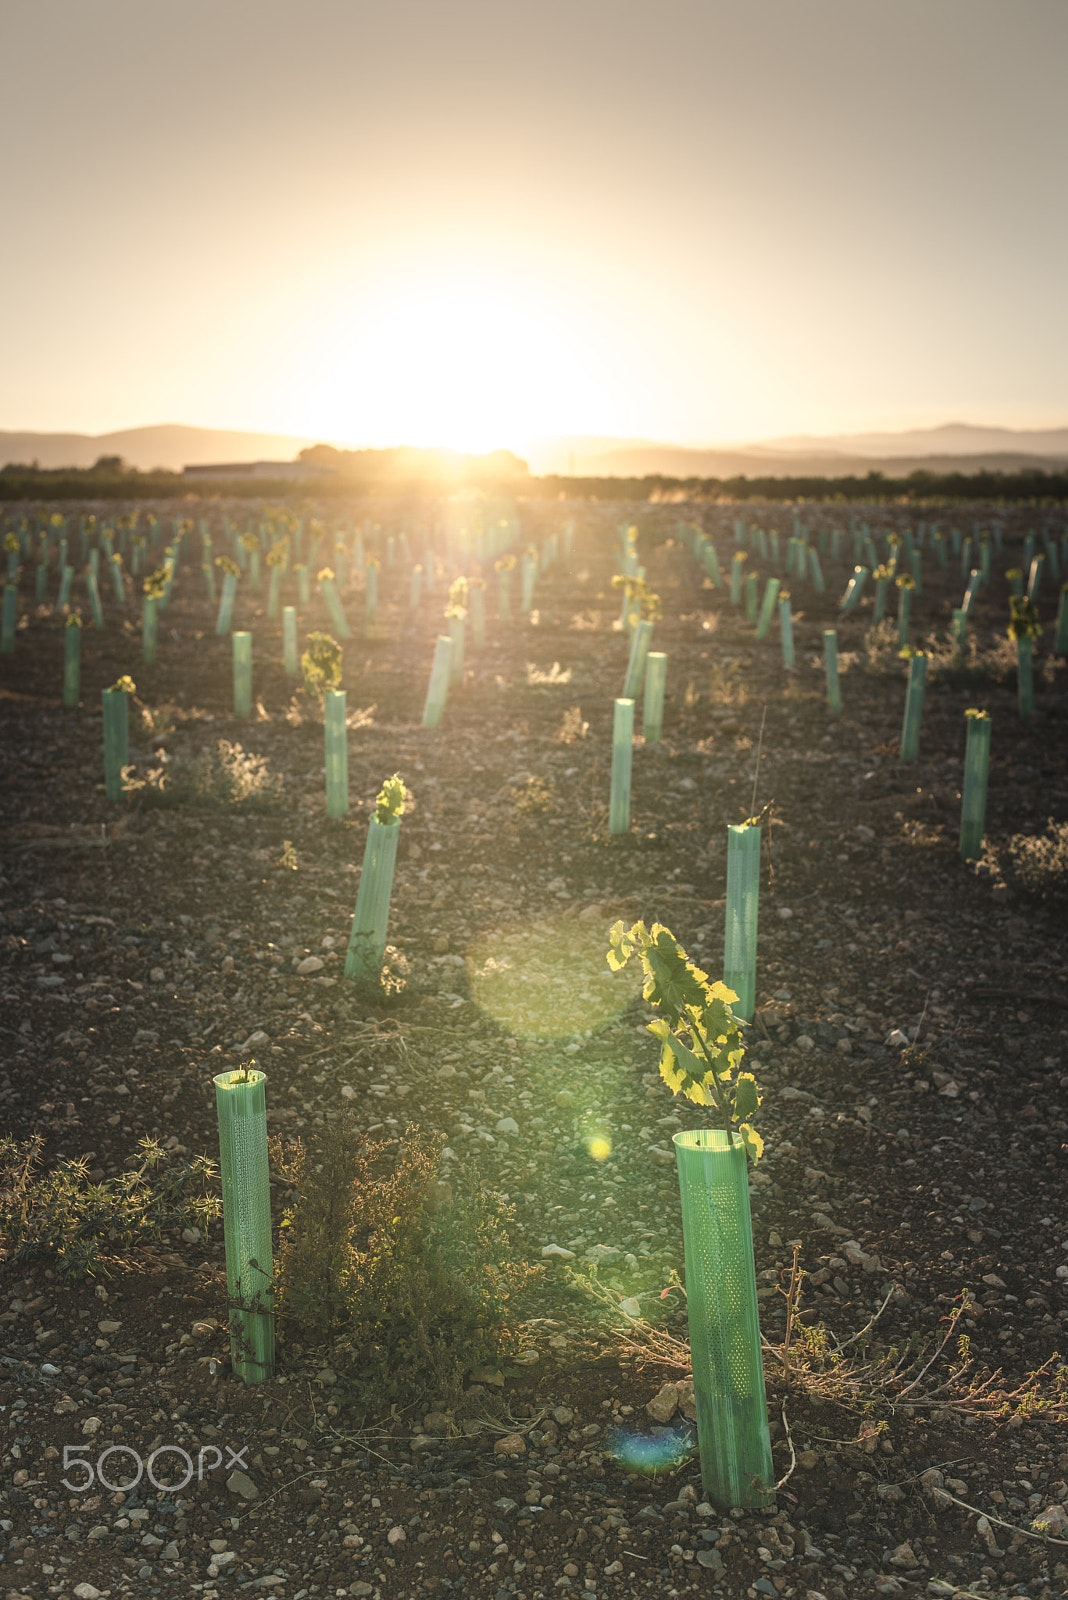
466, 912, 640, 1040
606, 1424, 697, 1475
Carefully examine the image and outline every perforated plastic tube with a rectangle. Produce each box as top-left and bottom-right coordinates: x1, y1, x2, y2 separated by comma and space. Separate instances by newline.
673, 1129, 773, 1509
86, 568, 104, 630
324, 689, 348, 819
1055, 584, 1068, 656
142, 595, 157, 666
63, 617, 81, 708
345, 814, 401, 982
724, 822, 760, 1022
778, 595, 795, 669
0, 585, 15, 655
642, 652, 666, 744
840, 565, 869, 613
959, 710, 991, 860
822, 630, 842, 715
102, 686, 129, 803
319, 576, 351, 640
214, 1068, 275, 1383
622, 619, 653, 699
755, 578, 780, 640
282, 606, 299, 676
899, 653, 927, 762
609, 698, 634, 835
422, 634, 454, 727
58, 565, 74, 609
216, 571, 237, 635
232, 632, 252, 719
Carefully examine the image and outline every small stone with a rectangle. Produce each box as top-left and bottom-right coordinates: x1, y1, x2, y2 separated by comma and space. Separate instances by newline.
387, 1525, 407, 1546
795, 1034, 815, 1052
975, 1514, 1000, 1554
584, 1244, 621, 1267
696, 1549, 725, 1572
495, 1116, 519, 1135
1033, 1503, 1068, 1537
645, 1382, 679, 1423
494, 1432, 526, 1456
227, 1468, 259, 1500
886, 1542, 918, 1569
296, 956, 324, 974
181, 1226, 201, 1243
74, 1586, 103, 1600
798, 1450, 819, 1470
81, 1416, 103, 1437
776, 906, 793, 920
150, 967, 166, 982
315, 1368, 337, 1385
423, 1412, 450, 1435
97, 1320, 121, 1334
552, 1407, 574, 1425
541, 1244, 575, 1259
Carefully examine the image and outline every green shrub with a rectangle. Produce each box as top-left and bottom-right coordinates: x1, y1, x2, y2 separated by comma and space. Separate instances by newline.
0, 1136, 219, 1278
301, 630, 343, 699
269, 1116, 536, 1409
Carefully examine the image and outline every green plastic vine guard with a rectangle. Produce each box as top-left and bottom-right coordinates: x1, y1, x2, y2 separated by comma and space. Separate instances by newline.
744, 571, 759, 623
282, 607, 299, 677
609, 697, 634, 835
296, 565, 310, 607
0, 585, 15, 655
319, 575, 351, 640
807, 546, 825, 594
1055, 585, 1068, 656
109, 555, 125, 605
497, 566, 512, 621
959, 709, 991, 860
366, 563, 378, 622
521, 554, 537, 613
232, 632, 252, 719
1027, 556, 1044, 604
642, 652, 666, 744
469, 583, 486, 650
63, 617, 81, 708
409, 565, 422, 610
345, 814, 401, 981
754, 577, 779, 640
703, 541, 721, 586
729, 553, 745, 605
34, 562, 47, 604
951, 608, 967, 652
822, 629, 842, 715
213, 1068, 275, 1383
622, 618, 653, 699
840, 565, 869, 613
1017, 637, 1034, 722
724, 822, 760, 1022
896, 580, 913, 648
216, 571, 237, 635
779, 594, 795, 669
142, 595, 157, 666
324, 689, 348, 819
86, 568, 104, 630
102, 686, 129, 803
448, 612, 465, 684
962, 569, 981, 614
422, 634, 454, 727
57, 565, 74, 609
899, 652, 928, 762
267, 564, 282, 620
673, 1129, 773, 1509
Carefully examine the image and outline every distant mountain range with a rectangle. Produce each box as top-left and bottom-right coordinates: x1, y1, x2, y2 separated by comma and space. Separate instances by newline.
3, 419, 1067, 480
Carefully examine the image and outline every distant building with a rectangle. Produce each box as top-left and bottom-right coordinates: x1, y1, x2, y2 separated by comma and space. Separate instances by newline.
182, 460, 338, 482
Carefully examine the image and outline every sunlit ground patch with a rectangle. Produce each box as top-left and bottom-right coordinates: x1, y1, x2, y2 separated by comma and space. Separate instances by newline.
606, 1424, 697, 1475
466, 911, 641, 1040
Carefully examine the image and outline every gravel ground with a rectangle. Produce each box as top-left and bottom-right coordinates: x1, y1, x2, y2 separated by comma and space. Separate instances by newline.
1, 493, 1067, 1600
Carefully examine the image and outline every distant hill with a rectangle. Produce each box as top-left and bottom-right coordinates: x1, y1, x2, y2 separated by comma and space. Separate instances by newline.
753, 422, 1068, 461
0, 424, 317, 472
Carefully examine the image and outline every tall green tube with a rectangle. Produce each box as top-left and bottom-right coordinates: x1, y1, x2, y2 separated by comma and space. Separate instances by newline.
422, 634, 454, 727
959, 709, 991, 860
521, 554, 537, 613
951, 607, 967, 653
216, 571, 238, 635
63, 616, 81, 708
267, 564, 283, 620
744, 571, 759, 623
469, 582, 486, 650
609, 697, 634, 835
1027, 555, 1044, 604
673, 1130, 773, 1510
232, 631, 252, 719
296, 564, 310, 607
365, 562, 379, 623
896, 577, 914, 648
622, 618, 653, 699
448, 611, 465, 684
808, 546, 825, 593
840, 565, 869, 613
497, 565, 512, 621
282, 606, 299, 676
109, 554, 125, 605
1055, 584, 1068, 656
213, 1068, 275, 1384
730, 552, 745, 605
823, 629, 842, 715
86, 568, 104, 630
324, 689, 348, 819
319, 574, 351, 639
102, 686, 129, 803
0, 585, 15, 655
142, 594, 157, 666
724, 822, 760, 1022
779, 593, 795, 669
58, 564, 74, 609
642, 652, 666, 744
703, 541, 721, 586
755, 577, 779, 640
899, 651, 927, 763
345, 815, 401, 982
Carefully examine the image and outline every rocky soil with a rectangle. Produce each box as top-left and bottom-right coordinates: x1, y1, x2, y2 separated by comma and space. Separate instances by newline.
1, 494, 1067, 1600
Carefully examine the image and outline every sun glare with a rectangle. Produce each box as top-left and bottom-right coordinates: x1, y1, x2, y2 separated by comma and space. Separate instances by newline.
305, 273, 615, 454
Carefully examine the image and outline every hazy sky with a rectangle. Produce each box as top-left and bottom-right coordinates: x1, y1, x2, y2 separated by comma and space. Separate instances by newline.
3, 0, 1066, 451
